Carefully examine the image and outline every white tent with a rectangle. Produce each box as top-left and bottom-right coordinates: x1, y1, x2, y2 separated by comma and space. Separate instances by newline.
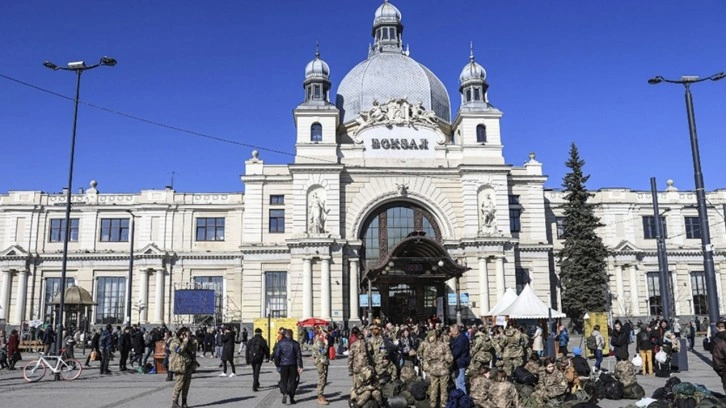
485, 287, 518, 316
499, 284, 566, 319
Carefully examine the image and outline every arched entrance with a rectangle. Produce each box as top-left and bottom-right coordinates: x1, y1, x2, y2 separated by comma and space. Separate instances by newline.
358, 202, 469, 323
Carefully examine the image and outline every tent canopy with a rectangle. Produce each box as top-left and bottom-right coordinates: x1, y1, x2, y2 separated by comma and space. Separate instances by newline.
498, 284, 566, 319
50, 285, 96, 305
297, 317, 329, 327
485, 287, 518, 317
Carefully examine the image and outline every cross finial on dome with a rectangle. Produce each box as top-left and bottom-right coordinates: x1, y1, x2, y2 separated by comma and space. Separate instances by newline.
315, 41, 320, 58
470, 41, 475, 62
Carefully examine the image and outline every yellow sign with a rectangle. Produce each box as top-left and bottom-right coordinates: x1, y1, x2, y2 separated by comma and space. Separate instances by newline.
253, 318, 299, 351
583, 312, 610, 356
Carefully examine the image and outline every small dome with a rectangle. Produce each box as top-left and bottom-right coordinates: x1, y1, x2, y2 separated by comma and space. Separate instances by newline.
460, 60, 486, 83
305, 52, 330, 81
373, 1, 402, 26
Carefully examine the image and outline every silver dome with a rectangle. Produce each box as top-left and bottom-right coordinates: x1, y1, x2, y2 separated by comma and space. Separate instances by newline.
373, 1, 402, 25
336, 52, 451, 124
460, 60, 486, 84
305, 55, 330, 80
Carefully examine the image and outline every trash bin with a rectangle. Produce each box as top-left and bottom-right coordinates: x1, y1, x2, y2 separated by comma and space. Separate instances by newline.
154, 340, 167, 374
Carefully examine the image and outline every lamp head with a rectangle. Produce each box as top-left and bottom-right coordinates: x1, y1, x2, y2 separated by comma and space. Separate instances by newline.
711, 72, 725, 82
100, 56, 117, 66
647, 76, 663, 85
67, 61, 86, 69
681, 75, 700, 83
43, 61, 59, 70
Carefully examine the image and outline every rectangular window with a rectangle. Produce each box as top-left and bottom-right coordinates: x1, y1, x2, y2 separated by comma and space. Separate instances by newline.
95, 277, 126, 324
269, 209, 285, 233
44, 277, 74, 323
515, 268, 530, 295
100, 218, 130, 242
465, 89, 472, 102
684, 216, 701, 239
314, 84, 321, 99
642, 216, 667, 240
270, 195, 285, 205
691, 271, 708, 315
646, 272, 663, 316
49, 218, 79, 242
555, 217, 566, 239
193, 276, 224, 323
196, 217, 225, 241
509, 209, 521, 233
265, 272, 287, 318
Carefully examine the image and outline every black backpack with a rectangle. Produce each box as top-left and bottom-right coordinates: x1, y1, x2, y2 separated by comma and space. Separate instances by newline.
586, 335, 598, 351
604, 381, 624, 400
512, 366, 537, 386
249, 338, 265, 361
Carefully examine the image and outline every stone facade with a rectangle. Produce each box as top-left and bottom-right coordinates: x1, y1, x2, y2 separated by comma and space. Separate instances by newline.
1, 2, 724, 328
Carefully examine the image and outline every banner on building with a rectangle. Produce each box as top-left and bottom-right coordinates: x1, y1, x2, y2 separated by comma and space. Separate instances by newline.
174, 289, 215, 315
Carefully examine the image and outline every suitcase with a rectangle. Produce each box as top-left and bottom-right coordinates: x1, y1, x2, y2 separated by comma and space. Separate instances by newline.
329, 346, 336, 360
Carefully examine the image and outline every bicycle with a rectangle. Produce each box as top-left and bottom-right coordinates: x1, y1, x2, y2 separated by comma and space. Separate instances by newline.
22, 350, 83, 382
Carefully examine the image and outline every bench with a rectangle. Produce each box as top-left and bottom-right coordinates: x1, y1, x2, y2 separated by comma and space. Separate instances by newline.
18, 340, 43, 352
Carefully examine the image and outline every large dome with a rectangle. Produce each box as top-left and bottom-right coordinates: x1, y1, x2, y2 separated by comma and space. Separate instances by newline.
336, 53, 451, 124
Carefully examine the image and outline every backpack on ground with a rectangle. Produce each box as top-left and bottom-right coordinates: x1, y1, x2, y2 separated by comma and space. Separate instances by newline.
513, 366, 537, 386
586, 335, 598, 351
604, 381, 624, 400
623, 383, 645, 400
445, 389, 473, 408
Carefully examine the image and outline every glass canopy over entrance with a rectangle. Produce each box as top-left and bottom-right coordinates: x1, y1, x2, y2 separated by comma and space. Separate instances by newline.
358, 202, 469, 323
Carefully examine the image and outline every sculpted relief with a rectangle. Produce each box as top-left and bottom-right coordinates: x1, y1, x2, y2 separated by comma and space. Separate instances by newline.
355, 98, 439, 133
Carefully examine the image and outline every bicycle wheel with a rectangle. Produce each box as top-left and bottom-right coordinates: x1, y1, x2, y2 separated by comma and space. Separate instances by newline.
60, 358, 83, 380
23, 360, 47, 382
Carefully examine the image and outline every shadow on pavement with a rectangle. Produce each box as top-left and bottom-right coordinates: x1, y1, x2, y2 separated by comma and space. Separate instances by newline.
192, 396, 253, 407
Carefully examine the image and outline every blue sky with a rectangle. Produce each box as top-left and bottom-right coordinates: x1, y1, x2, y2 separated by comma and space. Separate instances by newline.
1, 0, 725, 194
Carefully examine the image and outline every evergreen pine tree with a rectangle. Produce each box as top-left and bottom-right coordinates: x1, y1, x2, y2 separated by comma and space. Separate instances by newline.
558, 143, 609, 320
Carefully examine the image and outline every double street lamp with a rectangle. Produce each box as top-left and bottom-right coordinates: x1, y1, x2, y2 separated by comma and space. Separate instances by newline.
648, 72, 724, 333
43, 57, 116, 353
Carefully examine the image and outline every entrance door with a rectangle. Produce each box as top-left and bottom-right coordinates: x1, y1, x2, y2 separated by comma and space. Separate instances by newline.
387, 284, 415, 323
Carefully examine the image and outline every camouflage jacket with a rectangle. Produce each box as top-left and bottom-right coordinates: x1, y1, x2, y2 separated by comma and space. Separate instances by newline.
536, 369, 568, 400
348, 337, 369, 375
470, 375, 492, 406
366, 334, 388, 372
523, 360, 540, 375
500, 328, 524, 359
422, 337, 453, 377
614, 360, 637, 388
487, 381, 520, 408
312, 336, 329, 366
471, 331, 494, 363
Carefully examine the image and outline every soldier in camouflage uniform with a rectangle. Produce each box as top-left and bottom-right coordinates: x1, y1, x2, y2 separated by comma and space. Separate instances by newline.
486, 369, 520, 408
366, 325, 391, 384
348, 327, 368, 377
529, 357, 567, 406
350, 365, 384, 408
614, 353, 638, 388
467, 327, 494, 379
421, 330, 453, 408
470, 366, 492, 407
523, 352, 540, 374
170, 327, 196, 408
496, 326, 525, 376
313, 328, 330, 405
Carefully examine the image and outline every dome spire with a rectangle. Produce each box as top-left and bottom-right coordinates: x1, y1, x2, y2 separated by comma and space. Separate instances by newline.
303, 43, 331, 104
372, 1, 403, 54
470, 41, 475, 62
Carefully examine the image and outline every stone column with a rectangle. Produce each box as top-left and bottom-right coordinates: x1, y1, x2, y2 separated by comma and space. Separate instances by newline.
302, 257, 313, 319
15, 270, 28, 324
349, 258, 360, 322
615, 265, 624, 313
495, 256, 505, 299
321, 257, 331, 321
139, 269, 149, 324
629, 265, 640, 316
478, 257, 490, 316
0, 270, 11, 320
155, 269, 165, 323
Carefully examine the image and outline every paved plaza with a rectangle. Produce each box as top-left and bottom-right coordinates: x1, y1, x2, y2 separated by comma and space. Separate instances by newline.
0, 338, 722, 408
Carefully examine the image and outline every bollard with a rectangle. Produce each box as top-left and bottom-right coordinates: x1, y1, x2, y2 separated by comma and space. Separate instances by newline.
678, 337, 689, 372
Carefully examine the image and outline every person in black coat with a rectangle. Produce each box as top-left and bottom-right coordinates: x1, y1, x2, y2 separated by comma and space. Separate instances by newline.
273, 329, 303, 405
611, 320, 630, 360
245, 328, 270, 391
118, 327, 132, 371
85, 329, 100, 366
131, 328, 146, 367
219, 325, 237, 377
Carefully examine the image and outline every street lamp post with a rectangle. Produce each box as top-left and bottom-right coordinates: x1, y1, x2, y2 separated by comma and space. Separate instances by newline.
43, 57, 116, 354
648, 72, 725, 334
126, 211, 136, 328
650, 177, 672, 323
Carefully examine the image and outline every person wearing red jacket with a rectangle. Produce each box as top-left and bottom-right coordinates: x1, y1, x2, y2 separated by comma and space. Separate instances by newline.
7, 329, 20, 370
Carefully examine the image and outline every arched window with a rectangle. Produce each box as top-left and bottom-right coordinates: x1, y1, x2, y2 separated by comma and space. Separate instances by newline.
311, 123, 322, 142
476, 124, 486, 143
360, 202, 440, 269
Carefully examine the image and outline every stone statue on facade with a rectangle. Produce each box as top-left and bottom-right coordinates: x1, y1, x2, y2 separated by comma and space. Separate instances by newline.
308, 192, 327, 234
355, 98, 439, 134
480, 193, 497, 234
